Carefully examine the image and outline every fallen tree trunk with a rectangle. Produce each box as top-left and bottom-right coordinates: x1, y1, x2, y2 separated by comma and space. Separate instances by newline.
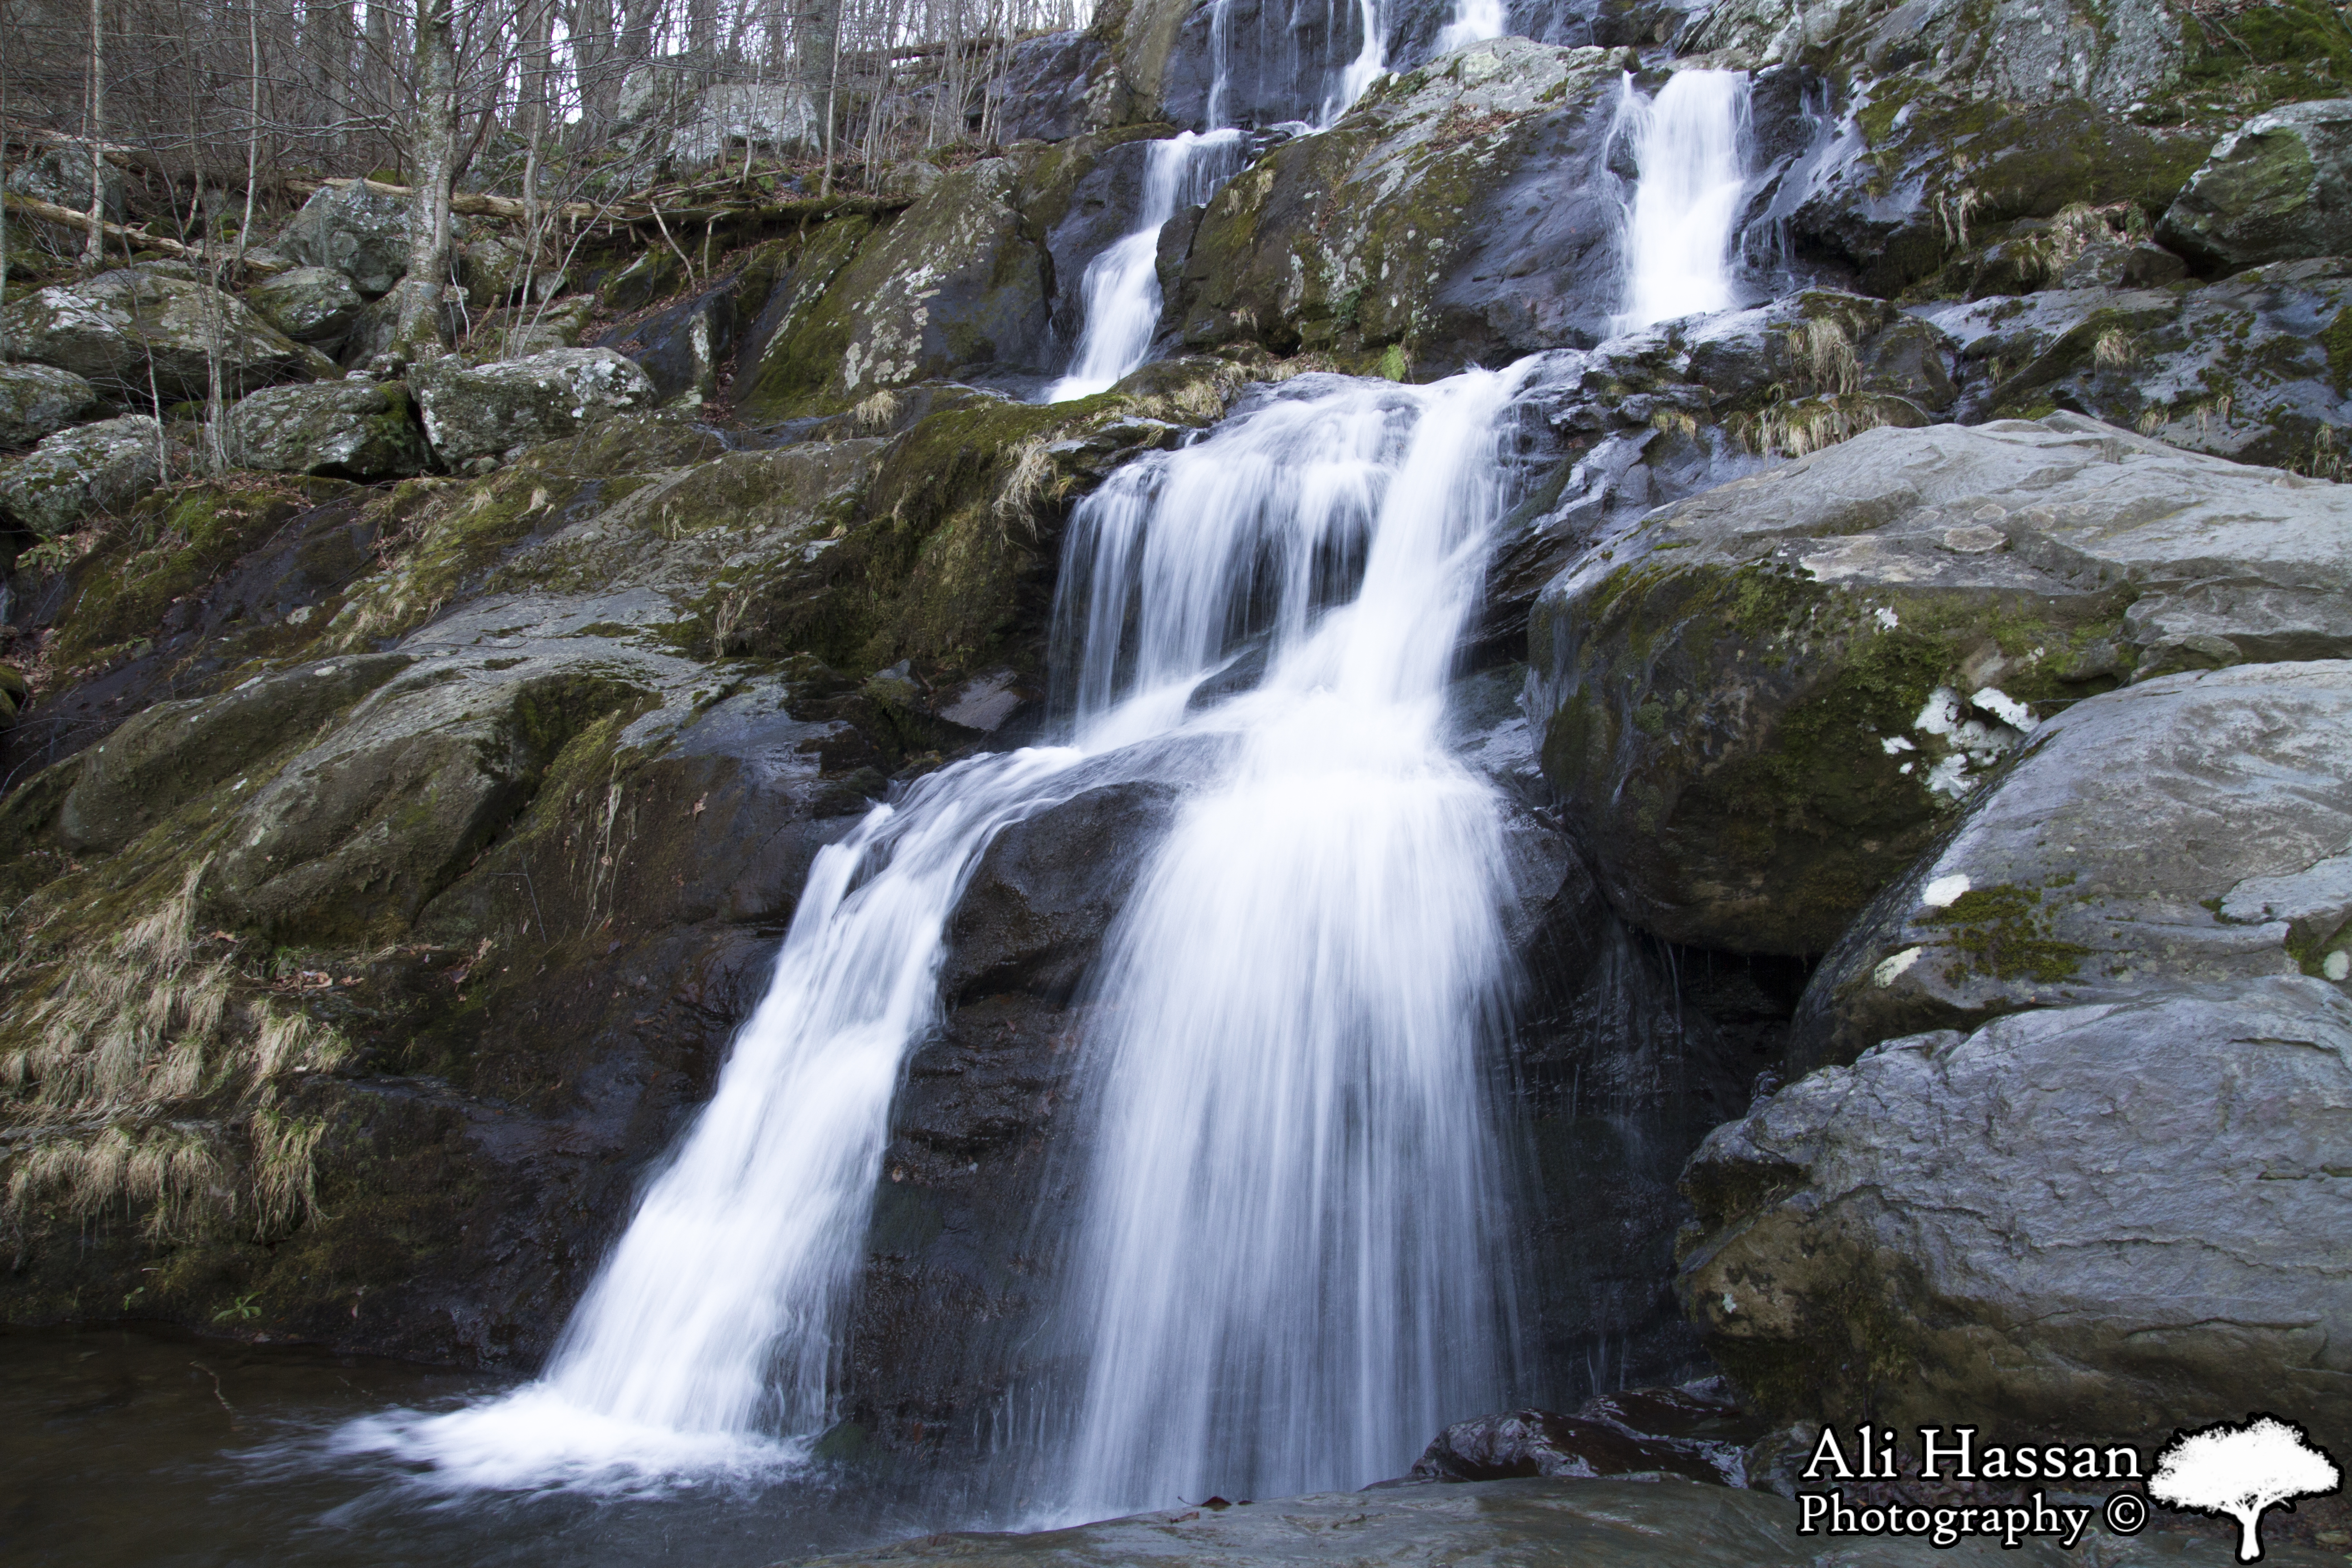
1, 190, 289, 274
284, 175, 913, 230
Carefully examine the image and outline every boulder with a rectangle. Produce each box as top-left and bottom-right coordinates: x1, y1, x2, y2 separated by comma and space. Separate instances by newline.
1411, 1383, 1753, 1487
0, 270, 338, 403
0, 362, 98, 448
245, 265, 366, 346
407, 347, 657, 464
337, 290, 403, 368
224, 381, 429, 479
204, 653, 658, 942
985, 29, 1125, 142
3, 139, 124, 220
470, 295, 597, 358
276, 181, 415, 298
0, 663, 25, 726
2159, 100, 2352, 274
1921, 260, 2352, 472
1172, 39, 1629, 368
1789, 660, 2352, 1072
1528, 413, 2352, 954
0, 415, 163, 535
458, 232, 563, 311
743, 155, 1054, 412
1679, 978, 2352, 1460
941, 778, 1180, 1001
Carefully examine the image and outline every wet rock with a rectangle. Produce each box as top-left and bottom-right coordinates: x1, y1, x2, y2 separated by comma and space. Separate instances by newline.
941, 778, 1179, 1001
1411, 1382, 1754, 1486
596, 243, 796, 404
276, 180, 416, 297
786, 1474, 2080, 1565
407, 347, 656, 464
225, 381, 429, 479
1172, 39, 1630, 368
1922, 260, 2352, 472
0, 270, 338, 405
0, 362, 98, 448
57, 654, 414, 852
743, 155, 1054, 412
246, 265, 366, 347
1788, 661, 2352, 1072
0, 414, 163, 535
1528, 413, 2352, 955
2159, 99, 2352, 274
1680, 976, 2352, 1461
986, 29, 1124, 142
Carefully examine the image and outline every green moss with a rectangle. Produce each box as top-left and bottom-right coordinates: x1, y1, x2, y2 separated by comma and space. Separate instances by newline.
1925, 883, 2089, 984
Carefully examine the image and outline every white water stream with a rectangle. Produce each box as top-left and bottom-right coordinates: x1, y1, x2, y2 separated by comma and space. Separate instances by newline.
1616, 69, 1751, 329
342, 363, 1534, 1506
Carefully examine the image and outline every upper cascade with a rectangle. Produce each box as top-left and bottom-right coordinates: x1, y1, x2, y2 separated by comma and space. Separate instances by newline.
1615, 68, 1754, 330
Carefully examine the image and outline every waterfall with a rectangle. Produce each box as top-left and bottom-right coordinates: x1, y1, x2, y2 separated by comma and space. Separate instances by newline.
339, 364, 1537, 1503
1616, 69, 1752, 330
1046, 131, 1246, 404
1434, 0, 1507, 54
1039, 367, 1530, 1518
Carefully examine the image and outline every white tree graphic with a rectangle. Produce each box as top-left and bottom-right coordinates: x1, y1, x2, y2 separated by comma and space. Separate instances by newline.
2150, 1415, 2342, 1563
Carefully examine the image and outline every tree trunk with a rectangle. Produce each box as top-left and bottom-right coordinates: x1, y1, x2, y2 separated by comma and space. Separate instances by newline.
394, 0, 459, 357
80, 0, 105, 272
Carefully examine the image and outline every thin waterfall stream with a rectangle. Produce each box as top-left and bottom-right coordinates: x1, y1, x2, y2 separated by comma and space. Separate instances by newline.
1616, 69, 1752, 328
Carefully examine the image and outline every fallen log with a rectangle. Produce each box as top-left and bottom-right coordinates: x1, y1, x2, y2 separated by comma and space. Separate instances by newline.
1, 189, 289, 274
284, 175, 913, 230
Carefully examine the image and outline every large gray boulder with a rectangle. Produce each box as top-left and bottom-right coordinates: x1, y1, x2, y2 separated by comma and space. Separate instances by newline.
276, 181, 414, 298
1679, 978, 2352, 1461
225, 381, 429, 479
407, 348, 656, 464
1789, 660, 2352, 1071
4, 139, 123, 220
1528, 413, 2352, 954
245, 265, 366, 347
0, 362, 98, 448
2160, 99, 2352, 275
0, 270, 338, 403
0, 415, 163, 535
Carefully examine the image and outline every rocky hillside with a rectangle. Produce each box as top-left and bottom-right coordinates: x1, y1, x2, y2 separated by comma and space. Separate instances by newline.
2, 0, 2348, 1524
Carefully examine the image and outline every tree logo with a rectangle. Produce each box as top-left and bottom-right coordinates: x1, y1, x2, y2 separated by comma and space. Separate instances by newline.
2148, 1415, 2341, 1563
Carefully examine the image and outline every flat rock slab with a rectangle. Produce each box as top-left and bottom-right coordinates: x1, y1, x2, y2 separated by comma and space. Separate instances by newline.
779, 1476, 2106, 1565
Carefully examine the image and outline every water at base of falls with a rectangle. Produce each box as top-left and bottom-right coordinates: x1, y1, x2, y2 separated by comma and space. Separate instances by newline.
1615, 69, 1753, 331
337, 362, 1537, 1516
1045, 130, 1246, 404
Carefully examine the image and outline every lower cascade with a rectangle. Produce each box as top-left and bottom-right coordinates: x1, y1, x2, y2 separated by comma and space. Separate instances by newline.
343, 363, 1538, 1509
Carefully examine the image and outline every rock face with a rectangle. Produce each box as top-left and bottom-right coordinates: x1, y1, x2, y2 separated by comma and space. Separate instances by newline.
0, 270, 338, 404
1411, 1384, 1752, 1486
276, 181, 416, 297
987, 29, 1124, 142
225, 381, 429, 479
785, 1475, 2079, 1566
407, 348, 657, 463
1529, 413, 2352, 955
245, 265, 367, 348
1789, 661, 2352, 1072
0, 415, 163, 535
0, 362, 98, 448
1679, 977, 2352, 1461
1171, 39, 1629, 368
2160, 100, 2352, 274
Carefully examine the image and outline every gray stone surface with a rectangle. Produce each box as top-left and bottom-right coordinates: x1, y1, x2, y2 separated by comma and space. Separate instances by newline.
0, 270, 338, 404
1790, 660, 2352, 1071
0, 414, 163, 535
225, 380, 428, 479
1680, 977, 2352, 1461
986, 29, 1124, 142
407, 347, 657, 463
782, 1475, 2083, 1566
1529, 413, 2352, 954
2160, 99, 2352, 274
0, 361, 98, 448
245, 265, 366, 346
276, 181, 415, 297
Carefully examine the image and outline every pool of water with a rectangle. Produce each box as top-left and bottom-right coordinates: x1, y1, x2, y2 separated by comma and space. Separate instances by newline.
1, 1324, 935, 1568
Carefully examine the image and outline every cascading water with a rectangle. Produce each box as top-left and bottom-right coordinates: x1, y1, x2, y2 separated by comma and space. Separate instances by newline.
1045, 130, 1246, 404
1037, 368, 1531, 1519
342, 364, 1537, 1507
1434, 0, 1508, 54
1615, 69, 1752, 329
